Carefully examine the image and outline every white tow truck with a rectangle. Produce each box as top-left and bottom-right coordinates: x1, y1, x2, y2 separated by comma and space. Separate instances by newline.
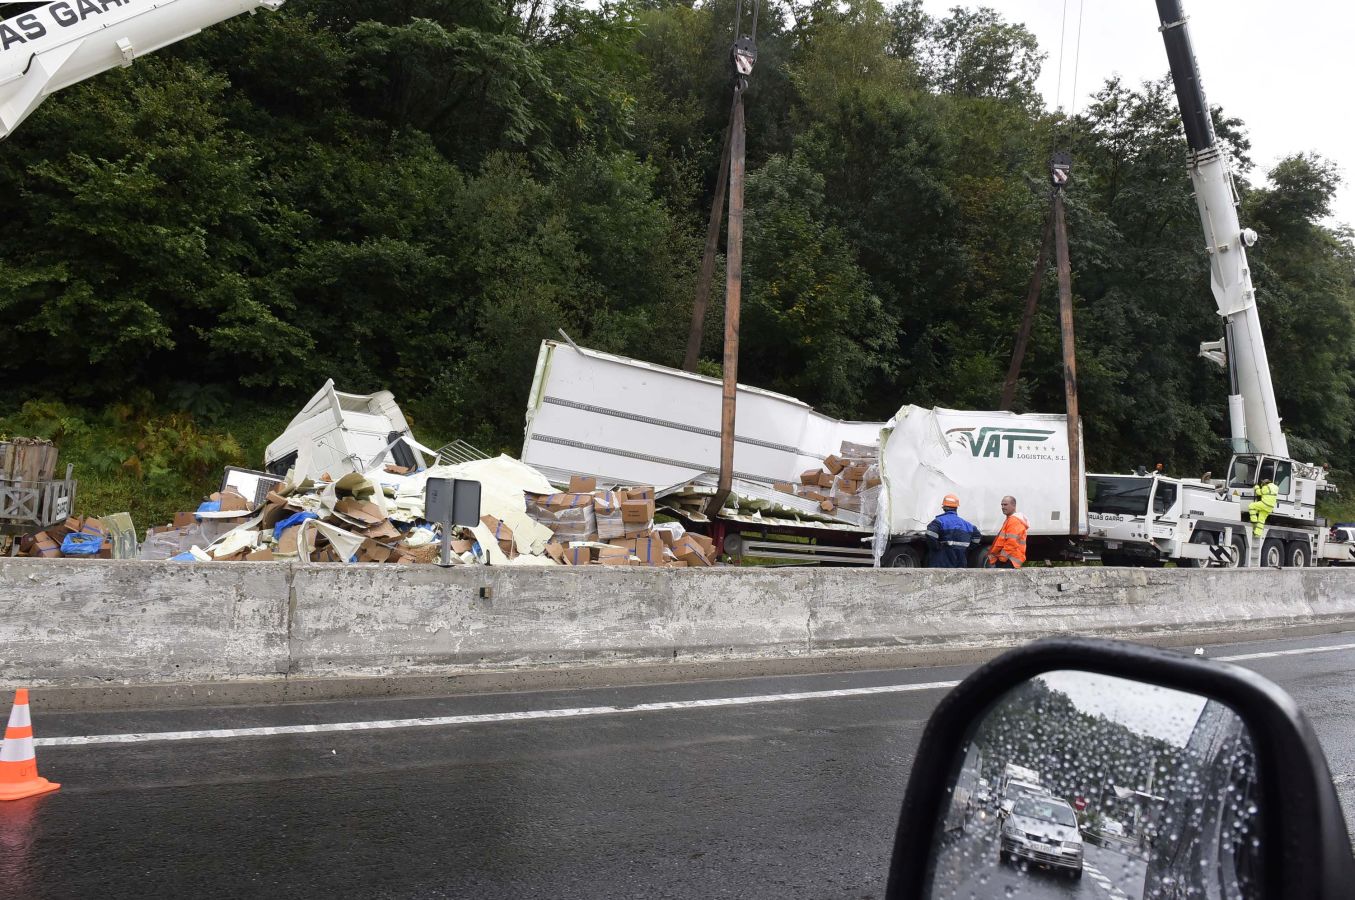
1084, 0, 1345, 569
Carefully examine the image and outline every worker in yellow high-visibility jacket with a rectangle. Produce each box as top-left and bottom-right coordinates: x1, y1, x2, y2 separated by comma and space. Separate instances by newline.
1249, 478, 1278, 537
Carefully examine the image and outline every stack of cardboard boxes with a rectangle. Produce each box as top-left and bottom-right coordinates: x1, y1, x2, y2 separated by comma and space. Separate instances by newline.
775, 440, 882, 522
19, 516, 111, 559
524, 476, 715, 566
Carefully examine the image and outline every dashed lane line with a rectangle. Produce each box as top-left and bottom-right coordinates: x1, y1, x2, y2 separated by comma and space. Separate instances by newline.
1214, 641, 1355, 662
33, 678, 962, 748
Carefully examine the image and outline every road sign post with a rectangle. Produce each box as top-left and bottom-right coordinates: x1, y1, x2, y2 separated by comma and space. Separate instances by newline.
424, 478, 482, 567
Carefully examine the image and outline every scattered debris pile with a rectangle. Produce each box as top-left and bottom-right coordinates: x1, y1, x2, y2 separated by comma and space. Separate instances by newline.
775, 440, 882, 519
17, 515, 113, 559
522, 476, 716, 566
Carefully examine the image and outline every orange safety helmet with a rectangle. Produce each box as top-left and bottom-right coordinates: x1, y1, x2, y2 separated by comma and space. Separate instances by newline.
942, 493, 960, 510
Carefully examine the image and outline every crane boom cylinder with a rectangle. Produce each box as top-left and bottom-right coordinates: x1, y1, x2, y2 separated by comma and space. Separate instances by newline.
1155, 0, 1214, 152
1, 0, 285, 141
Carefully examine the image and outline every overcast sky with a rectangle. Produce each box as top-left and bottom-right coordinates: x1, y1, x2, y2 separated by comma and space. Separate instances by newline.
1039, 670, 1209, 747
919, 0, 1355, 228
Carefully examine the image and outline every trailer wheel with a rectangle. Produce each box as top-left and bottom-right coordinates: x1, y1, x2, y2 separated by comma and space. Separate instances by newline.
881, 543, 923, 568
1285, 541, 1311, 568
1260, 538, 1284, 568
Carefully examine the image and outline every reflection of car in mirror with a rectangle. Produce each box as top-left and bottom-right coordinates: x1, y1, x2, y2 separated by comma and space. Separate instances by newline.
887, 637, 1355, 900
999, 795, 1085, 878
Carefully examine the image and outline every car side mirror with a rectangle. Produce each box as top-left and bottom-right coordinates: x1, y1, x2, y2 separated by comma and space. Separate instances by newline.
885, 637, 1355, 899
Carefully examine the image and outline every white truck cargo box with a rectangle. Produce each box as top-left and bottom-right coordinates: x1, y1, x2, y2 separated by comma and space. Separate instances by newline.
522, 340, 884, 491
265, 380, 430, 482
878, 406, 1087, 539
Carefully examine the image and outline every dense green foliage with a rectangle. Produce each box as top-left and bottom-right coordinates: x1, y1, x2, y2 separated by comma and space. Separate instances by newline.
2, 0, 1353, 522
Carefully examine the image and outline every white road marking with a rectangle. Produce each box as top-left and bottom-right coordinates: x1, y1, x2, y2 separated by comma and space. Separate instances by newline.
1214, 641, 1355, 662
33, 679, 961, 748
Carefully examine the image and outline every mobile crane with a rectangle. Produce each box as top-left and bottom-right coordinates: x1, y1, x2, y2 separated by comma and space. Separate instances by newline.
1, 0, 284, 141
1085, 0, 1351, 568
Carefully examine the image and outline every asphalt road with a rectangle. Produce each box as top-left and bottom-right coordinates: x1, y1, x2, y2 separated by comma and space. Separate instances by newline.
5, 630, 1355, 899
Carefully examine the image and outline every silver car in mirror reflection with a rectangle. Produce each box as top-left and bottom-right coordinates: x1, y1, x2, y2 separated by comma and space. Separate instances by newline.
999, 795, 1085, 878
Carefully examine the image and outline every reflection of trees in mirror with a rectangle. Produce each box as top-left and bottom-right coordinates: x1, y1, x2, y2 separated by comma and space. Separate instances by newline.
928, 674, 1261, 899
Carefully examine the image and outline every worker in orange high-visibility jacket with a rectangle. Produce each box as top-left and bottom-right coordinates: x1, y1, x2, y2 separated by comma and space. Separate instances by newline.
987, 495, 1028, 569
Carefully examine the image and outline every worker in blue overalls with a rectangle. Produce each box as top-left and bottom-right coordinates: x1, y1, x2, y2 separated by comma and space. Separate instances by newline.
925, 494, 980, 568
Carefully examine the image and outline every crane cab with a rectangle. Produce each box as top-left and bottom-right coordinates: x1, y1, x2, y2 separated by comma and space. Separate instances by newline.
1226, 454, 1327, 524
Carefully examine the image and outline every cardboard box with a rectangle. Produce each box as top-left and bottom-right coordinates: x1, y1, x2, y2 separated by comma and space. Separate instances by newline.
835, 478, 861, 495
480, 515, 516, 557
277, 523, 318, 557
246, 548, 275, 561
773, 482, 797, 495
364, 520, 401, 541
566, 546, 595, 566
173, 511, 196, 529
32, 532, 62, 558
816, 471, 834, 488
568, 475, 597, 493
621, 499, 655, 525
212, 489, 253, 513
451, 539, 475, 555
384, 464, 413, 476
840, 441, 878, 459
592, 491, 626, 540
543, 542, 571, 565
841, 464, 869, 481
335, 499, 385, 527
799, 468, 822, 486
671, 535, 711, 567
597, 556, 635, 567
619, 485, 656, 502
597, 545, 631, 560
357, 538, 394, 563
823, 454, 846, 475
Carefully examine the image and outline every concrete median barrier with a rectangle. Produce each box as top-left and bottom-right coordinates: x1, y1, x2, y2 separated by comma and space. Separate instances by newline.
3, 560, 1355, 707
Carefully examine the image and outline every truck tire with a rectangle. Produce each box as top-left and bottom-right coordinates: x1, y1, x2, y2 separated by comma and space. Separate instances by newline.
1181, 531, 1217, 568
1227, 532, 1248, 568
1260, 538, 1284, 568
881, 543, 923, 568
1285, 541, 1311, 568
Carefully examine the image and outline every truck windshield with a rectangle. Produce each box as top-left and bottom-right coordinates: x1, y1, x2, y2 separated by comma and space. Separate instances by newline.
1087, 477, 1150, 516
1230, 456, 1261, 488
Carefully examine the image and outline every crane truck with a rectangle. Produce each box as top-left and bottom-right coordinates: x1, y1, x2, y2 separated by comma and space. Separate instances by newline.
0, 0, 284, 141
1083, 0, 1350, 569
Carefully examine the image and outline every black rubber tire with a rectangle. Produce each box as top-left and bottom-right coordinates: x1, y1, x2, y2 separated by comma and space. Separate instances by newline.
1228, 532, 1248, 568
1181, 530, 1217, 568
1285, 541, 1311, 568
1100, 552, 1127, 567
1261, 537, 1285, 568
1071, 867, 1083, 881
881, 543, 923, 568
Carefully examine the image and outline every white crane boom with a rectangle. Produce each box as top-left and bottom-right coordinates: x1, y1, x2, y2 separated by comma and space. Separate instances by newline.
1153, 0, 1287, 458
0, 0, 285, 141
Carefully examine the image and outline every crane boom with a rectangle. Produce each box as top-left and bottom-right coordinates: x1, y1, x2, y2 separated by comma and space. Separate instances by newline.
0, 0, 285, 141
1153, 0, 1288, 458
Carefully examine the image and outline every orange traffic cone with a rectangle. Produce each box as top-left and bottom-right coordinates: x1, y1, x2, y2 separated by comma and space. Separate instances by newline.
0, 689, 60, 801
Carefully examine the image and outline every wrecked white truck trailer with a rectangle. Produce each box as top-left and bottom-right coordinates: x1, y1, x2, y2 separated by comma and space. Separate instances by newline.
522, 340, 1085, 566
264, 380, 435, 483
875, 406, 1086, 566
